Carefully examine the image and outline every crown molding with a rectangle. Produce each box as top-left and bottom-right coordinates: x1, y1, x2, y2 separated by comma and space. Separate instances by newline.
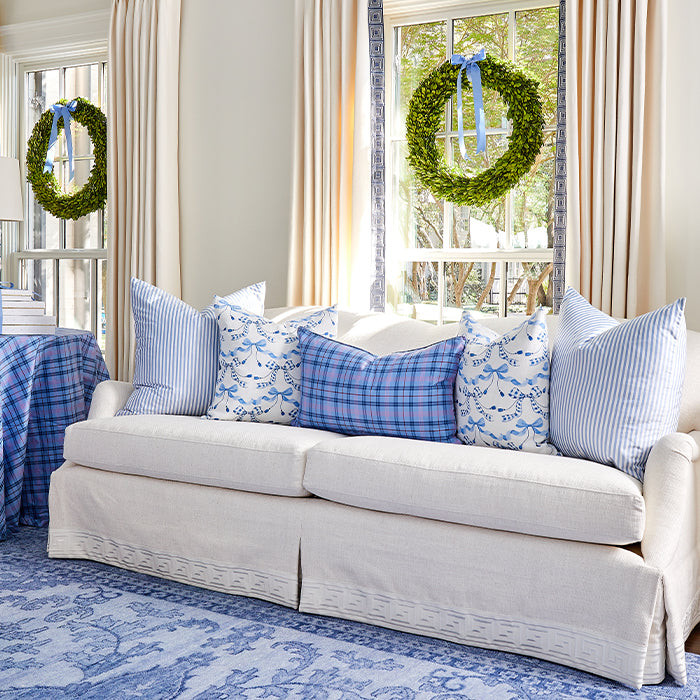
0, 10, 109, 61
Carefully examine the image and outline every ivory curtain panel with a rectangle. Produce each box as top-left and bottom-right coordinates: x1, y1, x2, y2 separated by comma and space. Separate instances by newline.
288, 0, 371, 308
107, 0, 182, 380
566, 0, 667, 318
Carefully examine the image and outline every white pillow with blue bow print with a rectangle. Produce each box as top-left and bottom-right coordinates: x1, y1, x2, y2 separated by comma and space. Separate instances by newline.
455, 308, 556, 454
207, 305, 337, 424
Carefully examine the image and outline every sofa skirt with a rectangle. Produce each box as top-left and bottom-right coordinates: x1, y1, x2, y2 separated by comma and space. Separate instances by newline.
48, 462, 305, 608
299, 499, 666, 688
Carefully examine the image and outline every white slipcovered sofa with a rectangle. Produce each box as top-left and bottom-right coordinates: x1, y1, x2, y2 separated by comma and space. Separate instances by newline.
47, 307, 700, 689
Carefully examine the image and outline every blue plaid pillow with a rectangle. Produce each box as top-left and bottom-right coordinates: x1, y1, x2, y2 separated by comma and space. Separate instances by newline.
294, 328, 465, 443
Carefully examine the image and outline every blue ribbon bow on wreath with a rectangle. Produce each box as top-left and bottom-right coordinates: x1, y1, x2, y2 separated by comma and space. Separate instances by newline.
43, 100, 78, 181
451, 49, 486, 161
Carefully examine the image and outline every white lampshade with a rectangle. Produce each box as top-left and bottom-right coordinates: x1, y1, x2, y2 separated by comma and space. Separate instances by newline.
0, 157, 23, 221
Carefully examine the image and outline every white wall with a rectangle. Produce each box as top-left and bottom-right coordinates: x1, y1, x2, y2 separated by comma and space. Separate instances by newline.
178, 0, 295, 310
665, 2, 700, 331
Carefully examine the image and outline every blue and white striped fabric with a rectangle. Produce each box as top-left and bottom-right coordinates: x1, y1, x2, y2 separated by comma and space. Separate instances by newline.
455, 308, 556, 454
294, 329, 465, 443
118, 278, 266, 416
206, 306, 338, 424
550, 288, 686, 481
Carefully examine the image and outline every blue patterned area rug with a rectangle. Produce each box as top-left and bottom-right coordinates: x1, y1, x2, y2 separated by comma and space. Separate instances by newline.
1, 528, 699, 699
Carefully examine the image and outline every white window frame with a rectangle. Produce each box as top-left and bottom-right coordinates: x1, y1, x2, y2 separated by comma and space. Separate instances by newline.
18, 55, 108, 339
0, 11, 109, 339
384, 0, 558, 322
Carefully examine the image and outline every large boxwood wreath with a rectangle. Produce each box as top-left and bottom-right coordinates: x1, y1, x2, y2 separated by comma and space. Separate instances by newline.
26, 97, 107, 220
406, 56, 544, 207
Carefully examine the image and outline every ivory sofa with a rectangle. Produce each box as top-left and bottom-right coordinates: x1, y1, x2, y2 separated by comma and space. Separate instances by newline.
47, 307, 700, 689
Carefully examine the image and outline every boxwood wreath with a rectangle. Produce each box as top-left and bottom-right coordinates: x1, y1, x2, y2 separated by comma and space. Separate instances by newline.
26, 97, 107, 220
406, 56, 544, 207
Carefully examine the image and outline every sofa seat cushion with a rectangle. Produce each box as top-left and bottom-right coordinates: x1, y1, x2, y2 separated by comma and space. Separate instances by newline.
64, 415, 344, 497
303, 436, 645, 545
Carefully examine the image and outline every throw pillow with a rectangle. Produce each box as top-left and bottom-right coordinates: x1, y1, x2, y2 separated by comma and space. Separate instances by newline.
550, 287, 687, 480
118, 278, 266, 417
206, 306, 338, 424
294, 329, 465, 443
455, 308, 555, 454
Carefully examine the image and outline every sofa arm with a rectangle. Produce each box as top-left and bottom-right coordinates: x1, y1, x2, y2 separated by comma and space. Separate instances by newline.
87, 379, 134, 419
641, 431, 700, 569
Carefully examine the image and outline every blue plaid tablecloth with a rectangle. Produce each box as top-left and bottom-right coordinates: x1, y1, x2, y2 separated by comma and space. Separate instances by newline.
0, 330, 109, 540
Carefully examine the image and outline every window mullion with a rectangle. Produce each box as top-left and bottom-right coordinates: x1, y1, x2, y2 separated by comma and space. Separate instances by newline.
500, 261, 508, 316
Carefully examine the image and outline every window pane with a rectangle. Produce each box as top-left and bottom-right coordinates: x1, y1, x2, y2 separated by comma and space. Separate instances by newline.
27, 186, 60, 249
515, 7, 559, 126
65, 211, 100, 249
58, 258, 91, 330
23, 259, 55, 315
64, 64, 100, 106
395, 22, 447, 134
399, 260, 439, 306
512, 133, 556, 249
69, 122, 95, 160
26, 69, 59, 134
506, 261, 554, 314
453, 198, 507, 250
445, 260, 502, 315
450, 133, 509, 182
453, 13, 509, 61
392, 141, 445, 249
452, 13, 509, 132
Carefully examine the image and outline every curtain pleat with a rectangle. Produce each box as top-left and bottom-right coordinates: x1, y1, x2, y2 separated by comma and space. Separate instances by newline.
566, 0, 667, 318
288, 0, 370, 308
107, 0, 182, 380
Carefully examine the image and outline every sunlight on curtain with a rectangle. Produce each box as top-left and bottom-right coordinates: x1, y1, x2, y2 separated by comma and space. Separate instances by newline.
566, 0, 667, 318
288, 0, 371, 309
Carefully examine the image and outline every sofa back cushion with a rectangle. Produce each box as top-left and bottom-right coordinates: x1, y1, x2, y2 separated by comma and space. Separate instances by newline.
118, 278, 265, 416
550, 288, 686, 480
294, 329, 465, 443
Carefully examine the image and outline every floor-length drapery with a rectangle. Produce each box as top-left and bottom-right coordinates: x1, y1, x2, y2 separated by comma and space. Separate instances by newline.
107, 0, 182, 380
288, 0, 370, 308
566, 0, 667, 318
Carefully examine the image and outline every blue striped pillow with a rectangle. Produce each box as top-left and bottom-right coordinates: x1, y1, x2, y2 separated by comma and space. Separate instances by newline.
118, 278, 266, 416
550, 288, 686, 480
294, 329, 465, 443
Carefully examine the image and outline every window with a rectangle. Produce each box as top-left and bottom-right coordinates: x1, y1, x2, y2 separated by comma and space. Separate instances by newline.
20, 60, 107, 347
385, 2, 559, 322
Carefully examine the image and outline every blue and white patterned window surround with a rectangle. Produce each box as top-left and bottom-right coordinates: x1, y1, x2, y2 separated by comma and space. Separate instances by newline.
370, 1, 567, 317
